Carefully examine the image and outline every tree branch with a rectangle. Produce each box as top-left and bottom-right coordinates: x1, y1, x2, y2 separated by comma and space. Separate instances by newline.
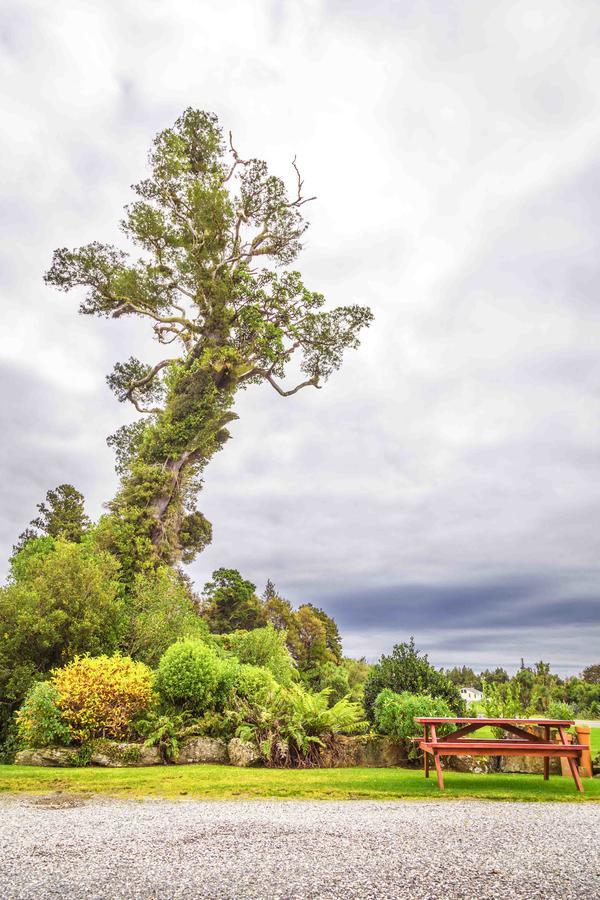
125, 357, 178, 400
249, 369, 321, 396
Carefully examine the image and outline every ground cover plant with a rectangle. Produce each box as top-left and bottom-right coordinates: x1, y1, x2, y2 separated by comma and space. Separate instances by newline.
1, 763, 599, 803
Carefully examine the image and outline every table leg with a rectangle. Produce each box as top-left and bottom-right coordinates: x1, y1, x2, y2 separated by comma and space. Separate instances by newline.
558, 726, 584, 793
543, 726, 549, 781
433, 752, 444, 790
424, 724, 429, 778
430, 725, 444, 790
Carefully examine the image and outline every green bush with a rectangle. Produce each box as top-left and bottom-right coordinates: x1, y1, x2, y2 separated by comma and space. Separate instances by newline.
16, 682, 71, 749
363, 638, 464, 721
156, 639, 238, 714
224, 624, 296, 685
0, 539, 124, 708
546, 700, 575, 721
234, 665, 278, 706
124, 567, 210, 667
373, 689, 454, 757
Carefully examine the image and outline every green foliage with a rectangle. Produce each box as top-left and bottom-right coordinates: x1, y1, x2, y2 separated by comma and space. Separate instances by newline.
123, 567, 208, 666
444, 665, 482, 690
237, 683, 366, 768
233, 665, 278, 706
546, 700, 575, 721
0, 539, 124, 722
156, 639, 237, 715
16, 682, 71, 749
45, 108, 372, 569
136, 711, 191, 763
581, 663, 600, 684
304, 661, 351, 703
14, 484, 90, 553
201, 568, 266, 633
52, 655, 155, 742
563, 677, 600, 718
479, 667, 510, 685
374, 689, 454, 757
482, 680, 526, 736
223, 624, 296, 685
363, 638, 464, 722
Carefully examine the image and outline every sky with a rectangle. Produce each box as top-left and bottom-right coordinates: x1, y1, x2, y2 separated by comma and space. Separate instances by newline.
1, 0, 600, 674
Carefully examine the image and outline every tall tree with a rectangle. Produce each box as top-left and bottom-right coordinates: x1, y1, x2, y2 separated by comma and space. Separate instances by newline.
201, 567, 265, 633
14, 484, 90, 553
45, 109, 373, 570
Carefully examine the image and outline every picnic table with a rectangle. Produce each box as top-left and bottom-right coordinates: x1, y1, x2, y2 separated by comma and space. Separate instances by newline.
413, 717, 585, 792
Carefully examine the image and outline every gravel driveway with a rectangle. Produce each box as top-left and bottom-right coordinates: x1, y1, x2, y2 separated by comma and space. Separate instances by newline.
0, 795, 598, 899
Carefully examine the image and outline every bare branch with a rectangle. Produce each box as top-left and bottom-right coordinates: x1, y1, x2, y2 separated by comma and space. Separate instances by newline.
248, 369, 321, 396
125, 357, 178, 401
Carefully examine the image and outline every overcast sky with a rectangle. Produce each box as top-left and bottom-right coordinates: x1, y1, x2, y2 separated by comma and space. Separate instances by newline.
2, 0, 600, 673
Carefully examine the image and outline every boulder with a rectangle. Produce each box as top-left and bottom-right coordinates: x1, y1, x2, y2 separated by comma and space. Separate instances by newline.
177, 736, 229, 765
15, 747, 80, 767
228, 738, 262, 767
89, 741, 161, 767
500, 755, 561, 775
447, 755, 498, 775
319, 735, 408, 768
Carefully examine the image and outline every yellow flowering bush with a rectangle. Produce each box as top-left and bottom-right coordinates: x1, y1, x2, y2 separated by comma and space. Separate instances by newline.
52, 655, 155, 742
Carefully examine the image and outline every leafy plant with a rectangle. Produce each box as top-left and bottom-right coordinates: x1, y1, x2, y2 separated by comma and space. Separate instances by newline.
124, 567, 209, 667
52, 654, 155, 742
156, 639, 238, 714
136, 711, 191, 763
224, 624, 296, 686
373, 689, 454, 759
16, 681, 71, 749
363, 638, 464, 722
237, 683, 366, 768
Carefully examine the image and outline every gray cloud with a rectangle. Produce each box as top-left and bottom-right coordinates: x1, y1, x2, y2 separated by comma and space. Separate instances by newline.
1, 0, 600, 673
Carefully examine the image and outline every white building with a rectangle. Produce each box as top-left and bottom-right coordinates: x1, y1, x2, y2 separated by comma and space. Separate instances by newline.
459, 686, 484, 704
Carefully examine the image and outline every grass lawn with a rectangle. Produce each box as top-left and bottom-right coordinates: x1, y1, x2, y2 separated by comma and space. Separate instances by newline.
590, 727, 600, 757
1, 763, 598, 803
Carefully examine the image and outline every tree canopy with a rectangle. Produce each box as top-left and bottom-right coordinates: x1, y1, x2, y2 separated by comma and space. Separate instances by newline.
45, 109, 373, 572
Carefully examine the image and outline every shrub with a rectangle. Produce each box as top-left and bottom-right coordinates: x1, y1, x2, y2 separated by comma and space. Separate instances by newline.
52, 655, 155, 742
363, 638, 464, 721
224, 624, 296, 686
0, 538, 124, 743
234, 665, 277, 706
546, 700, 575, 721
16, 682, 71, 748
237, 683, 366, 767
374, 689, 454, 757
156, 639, 238, 714
124, 567, 209, 667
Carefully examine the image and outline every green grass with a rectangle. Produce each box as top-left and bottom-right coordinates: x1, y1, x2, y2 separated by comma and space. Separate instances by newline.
1, 764, 598, 803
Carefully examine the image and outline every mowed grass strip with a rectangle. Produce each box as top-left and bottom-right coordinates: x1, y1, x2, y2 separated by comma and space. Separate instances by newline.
1, 764, 599, 802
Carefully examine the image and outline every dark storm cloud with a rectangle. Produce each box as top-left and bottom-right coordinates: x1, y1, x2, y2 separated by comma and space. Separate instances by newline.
320, 575, 600, 633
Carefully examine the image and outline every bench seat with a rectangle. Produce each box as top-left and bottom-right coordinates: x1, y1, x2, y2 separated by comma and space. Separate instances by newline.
417, 740, 582, 757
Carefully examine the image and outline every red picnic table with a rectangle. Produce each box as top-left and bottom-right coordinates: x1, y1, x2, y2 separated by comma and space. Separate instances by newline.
413, 717, 585, 792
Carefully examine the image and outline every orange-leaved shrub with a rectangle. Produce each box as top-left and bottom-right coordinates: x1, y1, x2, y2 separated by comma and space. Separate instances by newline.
52, 655, 155, 742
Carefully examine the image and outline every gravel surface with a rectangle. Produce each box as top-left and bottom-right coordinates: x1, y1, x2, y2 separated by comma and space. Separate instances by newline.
0, 795, 598, 899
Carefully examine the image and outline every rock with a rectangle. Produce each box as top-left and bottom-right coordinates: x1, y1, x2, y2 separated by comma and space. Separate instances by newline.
447, 755, 497, 775
319, 735, 408, 768
177, 736, 229, 765
89, 741, 161, 767
500, 755, 561, 775
15, 747, 80, 767
228, 738, 262, 767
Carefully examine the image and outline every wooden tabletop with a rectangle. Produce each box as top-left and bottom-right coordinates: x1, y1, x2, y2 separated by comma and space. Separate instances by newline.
414, 717, 574, 726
